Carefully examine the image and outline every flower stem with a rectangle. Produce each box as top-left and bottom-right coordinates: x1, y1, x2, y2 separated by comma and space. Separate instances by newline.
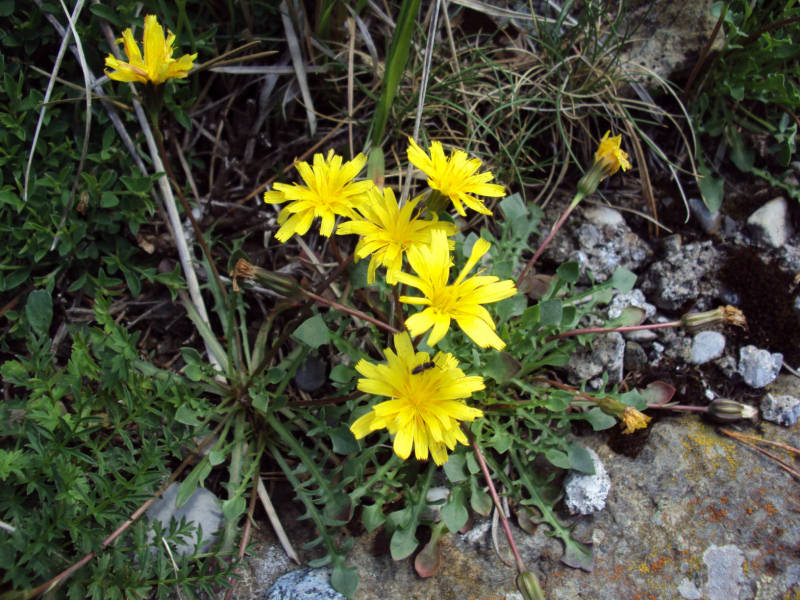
469, 434, 526, 573
519, 193, 583, 285
545, 320, 680, 342
299, 288, 400, 334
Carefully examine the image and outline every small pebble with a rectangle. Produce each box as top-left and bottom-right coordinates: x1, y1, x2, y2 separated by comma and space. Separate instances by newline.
747, 196, 792, 248
738, 345, 783, 388
265, 568, 345, 600
690, 331, 726, 364
760, 394, 800, 426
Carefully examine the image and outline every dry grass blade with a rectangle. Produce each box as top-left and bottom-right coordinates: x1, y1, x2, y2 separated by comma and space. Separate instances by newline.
720, 428, 800, 481
256, 476, 300, 564
280, 0, 317, 135
50, 0, 92, 252
24, 0, 86, 205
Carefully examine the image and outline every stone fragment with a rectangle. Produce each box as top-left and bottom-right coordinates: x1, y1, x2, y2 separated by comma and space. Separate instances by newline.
583, 205, 624, 227
690, 331, 726, 364
747, 196, 792, 247
760, 393, 800, 426
564, 448, 611, 515
702, 544, 745, 600
568, 332, 625, 386
642, 241, 724, 311
689, 197, 721, 234
146, 483, 223, 556
265, 568, 345, 600
608, 289, 656, 320
738, 345, 783, 388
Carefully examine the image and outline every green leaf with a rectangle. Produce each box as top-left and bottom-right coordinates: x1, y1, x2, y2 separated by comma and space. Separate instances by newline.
331, 562, 359, 598
390, 525, 419, 560
499, 193, 528, 222
362, 503, 385, 532
539, 299, 562, 326
176, 460, 212, 507
442, 454, 467, 483
545, 448, 570, 469
292, 314, 330, 349
470, 481, 492, 516
208, 449, 227, 466
610, 268, 636, 293
0, 360, 28, 385
100, 191, 119, 208
222, 496, 246, 522
441, 488, 468, 533
484, 351, 520, 384
583, 407, 617, 431
330, 364, 355, 384
567, 443, 595, 474
329, 425, 359, 455
556, 261, 580, 283
89, 3, 121, 27
25, 289, 53, 337
698, 166, 724, 213
175, 404, 201, 426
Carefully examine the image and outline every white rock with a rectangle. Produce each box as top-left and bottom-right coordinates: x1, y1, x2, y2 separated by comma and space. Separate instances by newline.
761, 393, 800, 426
564, 448, 611, 515
738, 345, 783, 388
690, 331, 726, 364
584, 205, 624, 227
747, 196, 792, 247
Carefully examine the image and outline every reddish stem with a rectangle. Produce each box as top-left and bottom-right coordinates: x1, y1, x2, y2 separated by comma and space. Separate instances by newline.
545, 320, 680, 342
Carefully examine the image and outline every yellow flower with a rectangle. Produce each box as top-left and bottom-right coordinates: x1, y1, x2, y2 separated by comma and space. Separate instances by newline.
407, 137, 505, 217
395, 230, 517, 350
264, 150, 373, 242
594, 131, 631, 177
336, 187, 458, 284
105, 15, 197, 85
350, 332, 485, 465
620, 406, 652, 434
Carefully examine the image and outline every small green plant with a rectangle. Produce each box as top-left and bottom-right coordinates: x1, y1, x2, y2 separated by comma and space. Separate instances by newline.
690, 0, 800, 209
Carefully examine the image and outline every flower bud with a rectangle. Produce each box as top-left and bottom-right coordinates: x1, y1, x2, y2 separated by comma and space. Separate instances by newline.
231, 258, 297, 295
708, 398, 758, 422
680, 305, 746, 335
516, 570, 545, 600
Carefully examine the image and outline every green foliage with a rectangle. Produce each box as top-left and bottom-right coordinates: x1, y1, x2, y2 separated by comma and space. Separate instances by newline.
691, 0, 800, 205
0, 291, 228, 597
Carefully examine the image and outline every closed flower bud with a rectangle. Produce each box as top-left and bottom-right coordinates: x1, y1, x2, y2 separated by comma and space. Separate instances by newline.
516, 570, 545, 600
231, 258, 297, 295
708, 398, 758, 422
680, 305, 746, 335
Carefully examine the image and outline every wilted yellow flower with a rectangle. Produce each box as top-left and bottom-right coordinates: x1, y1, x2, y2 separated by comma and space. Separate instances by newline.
105, 15, 197, 85
264, 150, 373, 242
407, 137, 505, 217
350, 332, 484, 465
336, 187, 457, 284
620, 406, 652, 434
396, 230, 517, 350
594, 131, 631, 177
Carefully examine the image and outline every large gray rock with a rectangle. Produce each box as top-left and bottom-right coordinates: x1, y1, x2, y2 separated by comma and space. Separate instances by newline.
621, 1, 724, 82
265, 568, 345, 600
146, 483, 223, 556
642, 240, 725, 311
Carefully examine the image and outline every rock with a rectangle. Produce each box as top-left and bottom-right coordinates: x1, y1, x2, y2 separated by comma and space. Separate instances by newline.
738, 345, 783, 388
583, 205, 624, 227
294, 355, 327, 392
564, 448, 611, 515
621, 0, 724, 82
702, 544, 745, 600
690, 331, 726, 364
543, 201, 651, 283
567, 332, 625, 387
265, 568, 345, 600
760, 393, 800, 426
747, 196, 792, 248
689, 197, 721, 234
642, 241, 725, 311
607, 289, 657, 320
146, 483, 223, 556
624, 341, 649, 372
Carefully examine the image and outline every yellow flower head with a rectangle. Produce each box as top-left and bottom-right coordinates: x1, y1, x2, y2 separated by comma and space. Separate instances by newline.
350, 332, 485, 465
336, 187, 458, 284
407, 137, 505, 217
105, 15, 197, 85
395, 230, 517, 350
620, 406, 652, 434
594, 131, 631, 177
264, 150, 373, 242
